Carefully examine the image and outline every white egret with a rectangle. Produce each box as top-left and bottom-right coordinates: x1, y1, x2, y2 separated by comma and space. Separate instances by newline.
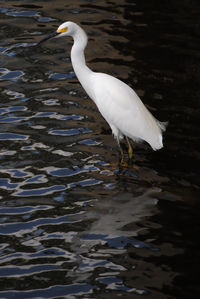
38, 21, 167, 164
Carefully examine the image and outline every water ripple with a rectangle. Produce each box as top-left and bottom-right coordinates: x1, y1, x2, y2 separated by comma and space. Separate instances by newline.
42, 165, 99, 177
1, 168, 32, 178
0, 263, 61, 278
82, 233, 151, 250
48, 72, 75, 80
0, 68, 24, 81
0, 283, 96, 299
24, 175, 47, 184
21, 142, 49, 151
3, 89, 25, 99
97, 276, 147, 294
0, 116, 28, 123
35, 231, 77, 243
0, 150, 16, 156
34, 111, 84, 121
13, 185, 67, 197
49, 127, 92, 136
77, 256, 126, 273
0, 43, 35, 57
0, 132, 29, 140
0, 212, 83, 235
0, 247, 77, 265
0, 205, 51, 215
51, 149, 74, 157
1, 181, 19, 193
0, 105, 27, 115
43, 99, 60, 106
0, 6, 55, 23
75, 178, 102, 187
78, 138, 102, 146
7, 10, 40, 18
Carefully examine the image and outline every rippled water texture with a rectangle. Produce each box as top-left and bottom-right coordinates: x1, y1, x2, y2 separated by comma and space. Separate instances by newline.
0, 1, 199, 298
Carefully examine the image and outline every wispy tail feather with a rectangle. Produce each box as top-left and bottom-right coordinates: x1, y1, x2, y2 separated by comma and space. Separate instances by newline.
157, 121, 168, 132
151, 120, 168, 150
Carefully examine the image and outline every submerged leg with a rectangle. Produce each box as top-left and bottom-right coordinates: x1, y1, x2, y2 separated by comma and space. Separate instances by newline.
126, 136, 133, 160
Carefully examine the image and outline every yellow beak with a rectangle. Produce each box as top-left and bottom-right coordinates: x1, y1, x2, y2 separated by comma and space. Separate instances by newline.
57, 27, 68, 33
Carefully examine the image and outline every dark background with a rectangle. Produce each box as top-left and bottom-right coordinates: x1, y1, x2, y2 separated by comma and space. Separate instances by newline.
0, 1, 199, 298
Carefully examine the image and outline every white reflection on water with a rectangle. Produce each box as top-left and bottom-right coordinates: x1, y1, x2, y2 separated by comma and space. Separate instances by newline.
85, 188, 159, 240
67, 188, 160, 254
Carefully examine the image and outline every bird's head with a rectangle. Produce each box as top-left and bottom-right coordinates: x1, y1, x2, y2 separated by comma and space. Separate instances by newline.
37, 21, 77, 45
56, 21, 77, 37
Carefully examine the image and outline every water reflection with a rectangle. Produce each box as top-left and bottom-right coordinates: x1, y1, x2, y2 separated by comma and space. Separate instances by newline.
0, 132, 28, 140
0, 284, 97, 299
0, 0, 199, 298
0, 68, 24, 81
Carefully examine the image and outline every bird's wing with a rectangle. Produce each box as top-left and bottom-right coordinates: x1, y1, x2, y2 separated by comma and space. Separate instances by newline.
92, 73, 140, 110
91, 72, 163, 148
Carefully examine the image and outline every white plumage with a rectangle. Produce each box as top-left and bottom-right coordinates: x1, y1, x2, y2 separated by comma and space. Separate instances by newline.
39, 21, 167, 162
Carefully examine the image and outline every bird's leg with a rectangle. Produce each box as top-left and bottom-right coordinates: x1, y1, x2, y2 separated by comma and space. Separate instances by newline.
116, 136, 126, 167
125, 137, 139, 170
126, 136, 133, 160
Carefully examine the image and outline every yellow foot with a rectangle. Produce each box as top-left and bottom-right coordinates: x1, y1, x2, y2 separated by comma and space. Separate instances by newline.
119, 152, 129, 168
102, 160, 139, 174
131, 164, 139, 171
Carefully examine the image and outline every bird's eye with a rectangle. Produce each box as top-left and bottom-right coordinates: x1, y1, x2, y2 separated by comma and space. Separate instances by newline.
57, 27, 68, 33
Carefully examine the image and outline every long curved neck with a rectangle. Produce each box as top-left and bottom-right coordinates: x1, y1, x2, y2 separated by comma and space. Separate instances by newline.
71, 26, 94, 98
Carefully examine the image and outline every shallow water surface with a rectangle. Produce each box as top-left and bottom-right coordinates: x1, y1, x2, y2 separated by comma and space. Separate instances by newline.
0, 0, 199, 298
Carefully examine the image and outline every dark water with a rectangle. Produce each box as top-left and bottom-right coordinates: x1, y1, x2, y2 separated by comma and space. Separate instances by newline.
0, 0, 199, 298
